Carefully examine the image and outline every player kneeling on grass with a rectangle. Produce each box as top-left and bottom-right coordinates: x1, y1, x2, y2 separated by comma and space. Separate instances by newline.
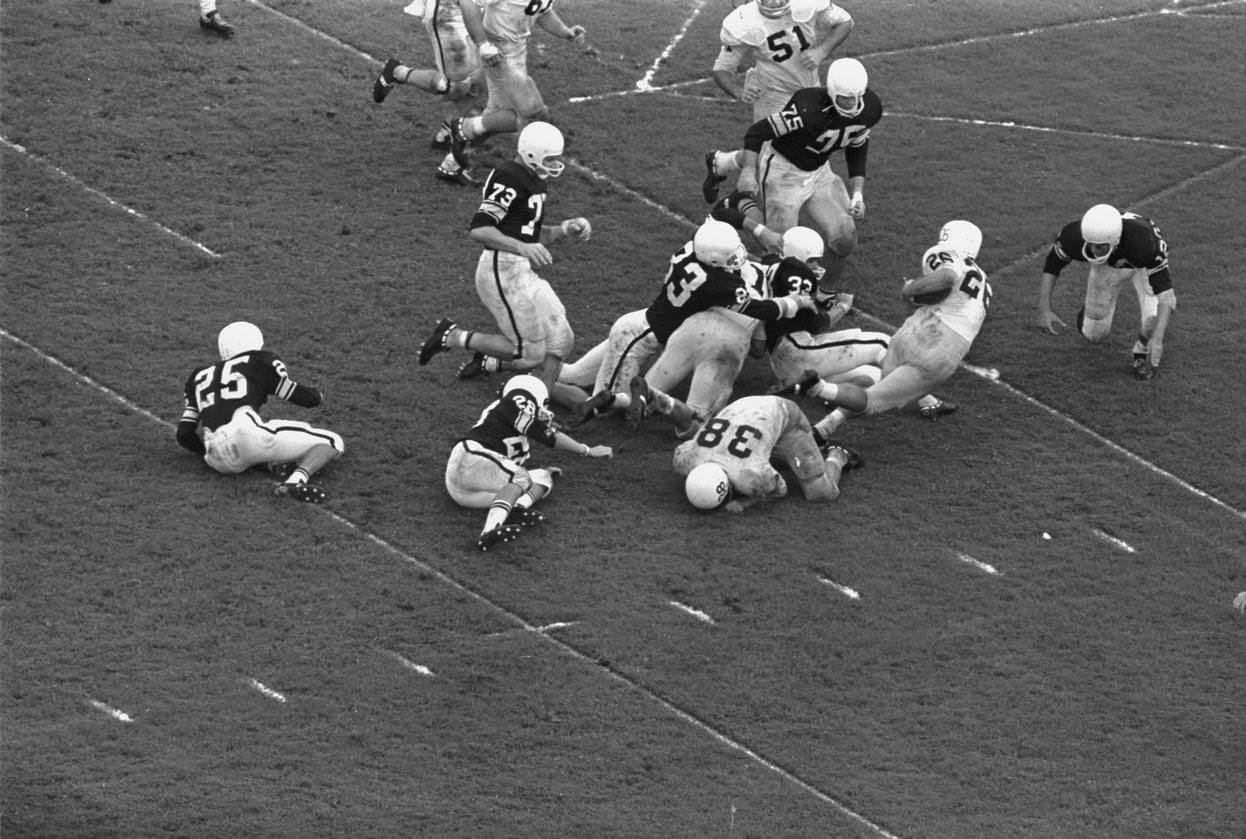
176, 321, 344, 503
445, 374, 611, 551
672, 394, 861, 514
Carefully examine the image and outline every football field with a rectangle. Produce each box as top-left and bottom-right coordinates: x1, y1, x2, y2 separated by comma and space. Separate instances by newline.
3, 1, 1245, 837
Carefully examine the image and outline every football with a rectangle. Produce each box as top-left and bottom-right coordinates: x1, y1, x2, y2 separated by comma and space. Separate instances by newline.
911, 289, 951, 305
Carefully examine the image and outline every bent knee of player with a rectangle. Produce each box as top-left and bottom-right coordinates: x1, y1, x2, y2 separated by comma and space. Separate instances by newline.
1080, 315, 1111, 342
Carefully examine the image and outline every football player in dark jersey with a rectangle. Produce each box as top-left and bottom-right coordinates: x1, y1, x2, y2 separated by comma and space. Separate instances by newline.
445, 374, 611, 550
558, 219, 815, 431
176, 322, 344, 503
418, 121, 592, 401
1036, 204, 1177, 380
732, 57, 882, 285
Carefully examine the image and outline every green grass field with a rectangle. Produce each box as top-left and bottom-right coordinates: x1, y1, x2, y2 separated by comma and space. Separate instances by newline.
4, 1, 1245, 837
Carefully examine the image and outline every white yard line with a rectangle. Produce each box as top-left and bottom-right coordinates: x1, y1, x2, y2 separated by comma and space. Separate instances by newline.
1, 136, 222, 258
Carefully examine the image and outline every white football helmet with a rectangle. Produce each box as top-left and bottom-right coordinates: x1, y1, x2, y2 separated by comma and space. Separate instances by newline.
217, 321, 263, 360
825, 58, 867, 118
693, 219, 748, 271
1079, 203, 1122, 263
502, 373, 550, 407
685, 462, 732, 510
517, 121, 565, 179
757, 0, 790, 18
781, 226, 825, 262
936, 220, 982, 260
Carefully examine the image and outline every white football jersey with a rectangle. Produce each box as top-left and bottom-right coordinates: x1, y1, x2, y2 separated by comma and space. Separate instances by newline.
714, 0, 850, 107
914, 245, 992, 343
475, 0, 553, 44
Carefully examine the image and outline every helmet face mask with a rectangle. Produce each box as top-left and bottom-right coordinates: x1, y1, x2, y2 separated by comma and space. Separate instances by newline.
517, 121, 565, 179
693, 219, 748, 272
685, 462, 732, 510
1079, 204, 1122, 264
937, 220, 983, 261
757, 0, 790, 18
825, 58, 867, 118
502, 374, 550, 408
217, 321, 264, 360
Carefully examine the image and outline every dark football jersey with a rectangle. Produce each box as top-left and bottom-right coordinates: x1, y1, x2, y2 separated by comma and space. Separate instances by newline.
644, 240, 768, 345
762, 257, 828, 349
747, 86, 883, 174
1044, 212, 1172, 293
462, 389, 558, 464
182, 350, 294, 431
470, 160, 549, 244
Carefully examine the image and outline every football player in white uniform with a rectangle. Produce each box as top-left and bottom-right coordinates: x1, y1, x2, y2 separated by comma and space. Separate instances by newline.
673, 395, 861, 513
794, 220, 991, 441
445, 375, 611, 550
703, 0, 854, 203
371, 0, 485, 185
445, 0, 587, 170
1035, 203, 1177, 380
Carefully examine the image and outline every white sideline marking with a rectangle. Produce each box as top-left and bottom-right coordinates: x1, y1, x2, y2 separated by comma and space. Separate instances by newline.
0, 163, 893, 839
1, 136, 222, 258
864, 2, 1246, 60
244, 0, 378, 64
380, 649, 435, 677
1092, 529, 1138, 554
88, 699, 134, 722
669, 600, 716, 624
953, 552, 1002, 576
634, 0, 711, 92
818, 577, 862, 600
247, 678, 288, 703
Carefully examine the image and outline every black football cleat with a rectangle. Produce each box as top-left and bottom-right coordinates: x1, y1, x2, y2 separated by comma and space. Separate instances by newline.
918, 397, 958, 419
199, 11, 235, 37
456, 351, 489, 379
274, 482, 328, 503
418, 318, 455, 366
447, 117, 472, 169
435, 164, 479, 187
568, 389, 616, 427
701, 151, 725, 204
626, 376, 649, 430
372, 58, 399, 103
1132, 356, 1156, 381
477, 523, 522, 551
824, 441, 864, 471
506, 507, 545, 528
430, 120, 452, 150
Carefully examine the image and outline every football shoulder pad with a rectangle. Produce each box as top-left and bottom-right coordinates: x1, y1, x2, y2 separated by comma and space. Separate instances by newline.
720, 5, 770, 47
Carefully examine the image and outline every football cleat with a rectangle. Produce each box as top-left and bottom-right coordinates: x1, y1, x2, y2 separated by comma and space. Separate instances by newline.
267, 461, 297, 480
435, 164, 479, 187
626, 376, 649, 430
274, 482, 328, 503
457, 351, 489, 380
701, 151, 725, 204
447, 117, 472, 169
824, 442, 864, 471
198, 12, 235, 36
772, 369, 822, 399
372, 58, 400, 103
418, 318, 455, 366
918, 397, 958, 419
1132, 356, 1156, 381
568, 389, 616, 427
507, 507, 545, 528
477, 522, 522, 551
430, 120, 453, 150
